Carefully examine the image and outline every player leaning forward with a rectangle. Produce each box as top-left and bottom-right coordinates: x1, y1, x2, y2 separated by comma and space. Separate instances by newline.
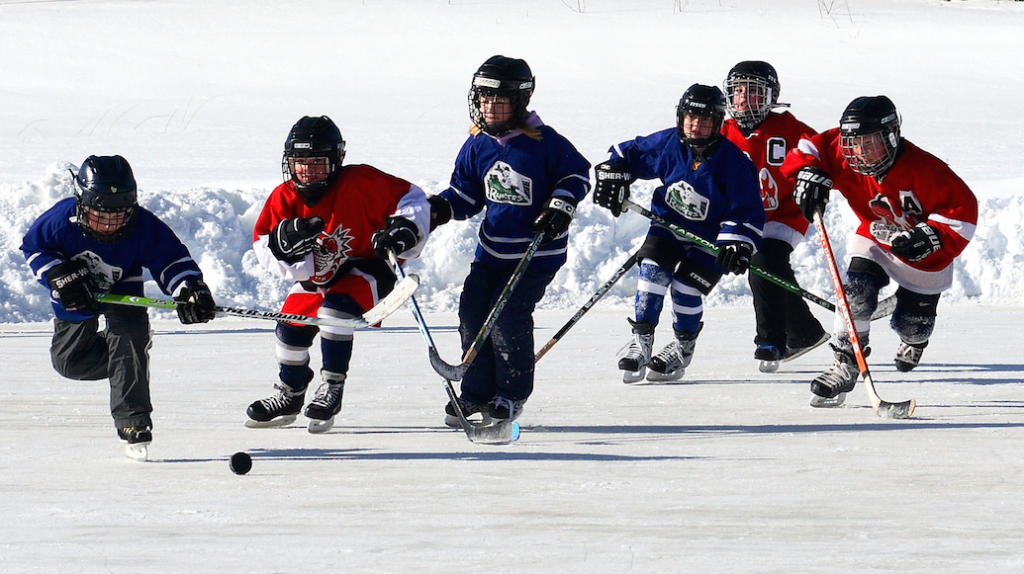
246, 116, 430, 433
783, 95, 977, 405
21, 155, 216, 458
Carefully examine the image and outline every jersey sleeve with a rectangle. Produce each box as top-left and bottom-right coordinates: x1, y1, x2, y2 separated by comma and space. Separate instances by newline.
252, 186, 316, 282
440, 137, 487, 221
548, 131, 591, 204
715, 148, 765, 251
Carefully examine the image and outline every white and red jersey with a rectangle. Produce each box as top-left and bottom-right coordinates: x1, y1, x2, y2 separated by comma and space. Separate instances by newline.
782, 128, 977, 273
253, 164, 429, 288
722, 111, 816, 245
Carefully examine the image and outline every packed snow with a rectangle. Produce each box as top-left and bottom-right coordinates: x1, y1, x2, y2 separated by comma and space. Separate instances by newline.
1, 1, 1023, 573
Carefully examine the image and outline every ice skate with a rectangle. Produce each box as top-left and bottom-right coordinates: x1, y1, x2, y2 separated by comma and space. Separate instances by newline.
754, 344, 782, 374
783, 332, 830, 363
489, 396, 526, 424
245, 383, 305, 428
304, 380, 344, 434
618, 319, 654, 384
894, 341, 927, 372
809, 345, 860, 408
444, 396, 491, 428
117, 425, 152, 461
648, 324, 700, 382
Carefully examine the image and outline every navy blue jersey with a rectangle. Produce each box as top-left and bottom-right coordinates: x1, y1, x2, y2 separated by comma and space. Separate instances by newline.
609, 128, 765, 251
440, 114, 591, 270
21, 197, 204, 321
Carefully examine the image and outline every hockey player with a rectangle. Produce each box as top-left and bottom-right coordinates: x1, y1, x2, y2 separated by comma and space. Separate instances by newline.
720, 61, 829, 373
246, 115, 430, 433
429, 55, 591, 426
21, 155, 216, 458
783, 95, 978, 405
594, 84, 764, 383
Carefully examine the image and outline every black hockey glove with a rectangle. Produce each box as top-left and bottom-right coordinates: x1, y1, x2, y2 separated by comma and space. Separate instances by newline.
47, 259, 100, 314
715, 241, 754, 275
174, 279, 216, 324
889, 222, 942, 262
427, 195, 452, 232
269, 216, 325, 263
529, 197, 577, 245
593, 161, 632, 217
371, 217, 419, 260
793, 166, 834, 222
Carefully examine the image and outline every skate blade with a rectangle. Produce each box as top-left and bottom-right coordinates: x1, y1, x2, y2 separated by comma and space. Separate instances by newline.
758, 360, 780, 373
124, 443, 149, 461
244, 414, 298, 429
622, 367, 647, 384
444, 413, 492, 429
307, 417, 335, 434
783, 333, 831, 363
810, 392, 847, 408
646, 368, 684, 382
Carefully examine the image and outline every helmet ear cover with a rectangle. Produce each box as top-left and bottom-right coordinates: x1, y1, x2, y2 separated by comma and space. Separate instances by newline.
74, 155, 139, 243
282, 115, 346, 205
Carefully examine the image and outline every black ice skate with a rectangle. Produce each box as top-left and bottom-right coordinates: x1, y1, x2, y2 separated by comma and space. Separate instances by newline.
754, 344, 782, 374
809, 344, 861, 408
489, 396, 525, 423
619, 319, 654, 384
894, 341, 927, 372
245, 383, 306, 428
648, 324, 701, 381
117, 425, 152, 461
444, 396, 491, 428
304, 380, 344, 434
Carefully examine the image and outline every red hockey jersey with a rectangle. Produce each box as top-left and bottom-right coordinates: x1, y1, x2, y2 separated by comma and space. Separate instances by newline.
781, 128, 977, 273
253, 164, 428, 286
722, 111, 816, 239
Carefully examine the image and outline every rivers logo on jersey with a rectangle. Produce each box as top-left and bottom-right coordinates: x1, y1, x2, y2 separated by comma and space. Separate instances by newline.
666, 181, 710, 221
484, 161, 533, 206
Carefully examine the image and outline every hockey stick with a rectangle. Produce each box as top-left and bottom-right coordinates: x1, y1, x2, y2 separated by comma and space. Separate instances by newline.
534, 252, 638, 363
812, 211, 915, 419
621, 199, 895, 320
386, 251, 518, 444
428, 231, 546, 381
98, 274, 419, 329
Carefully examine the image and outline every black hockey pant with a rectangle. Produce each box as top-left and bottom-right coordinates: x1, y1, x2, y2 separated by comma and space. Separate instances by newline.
748, 238, 826, 350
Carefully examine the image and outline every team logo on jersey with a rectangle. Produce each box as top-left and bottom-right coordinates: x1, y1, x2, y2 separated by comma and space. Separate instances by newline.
73, 251, 123, 293
484, 161, 532, 206
867, 193, 916, 245
766, 137, 787, 166
665, 181, 709, 221
759, 168, 779, 211
310, 226, 354, 285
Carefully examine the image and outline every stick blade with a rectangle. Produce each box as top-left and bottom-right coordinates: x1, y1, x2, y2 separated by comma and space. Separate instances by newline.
878, 398, 916, 419
468, 421, 520, 445
429, 346, 466, 381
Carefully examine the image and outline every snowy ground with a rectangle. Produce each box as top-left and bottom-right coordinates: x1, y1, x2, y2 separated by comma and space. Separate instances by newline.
3, 305, 1024, 573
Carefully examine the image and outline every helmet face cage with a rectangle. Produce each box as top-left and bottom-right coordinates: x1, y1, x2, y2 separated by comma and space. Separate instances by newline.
724, 75, 776, 130
468, 56, 534, 136
676, 84, 726, 148
281, 116, 346, 202
74, 155, 138, 243
839, 97, 901, 177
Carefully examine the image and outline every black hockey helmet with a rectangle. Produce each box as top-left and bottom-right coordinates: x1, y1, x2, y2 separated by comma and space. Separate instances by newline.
74, 155, 138, 243
723, 60, 781, 130
282, 115, 346, 205
839, 96, 902, 177
676, 83, 726, 148
468, 55, 535, 136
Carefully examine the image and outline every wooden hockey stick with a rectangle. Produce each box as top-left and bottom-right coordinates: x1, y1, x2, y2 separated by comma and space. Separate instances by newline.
812, 211, 915, 419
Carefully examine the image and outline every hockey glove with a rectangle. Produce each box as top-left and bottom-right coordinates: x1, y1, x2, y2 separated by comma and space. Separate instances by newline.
529, 197, 577, 245
47, 259, 100, 314
269, 216, 325, 263
427, 195, 452, 231
593, 162, 632, 217
174, 279, 216, 324
715, 241, 754, 275
793, 166, 834, 222
889, 222, 942, 262
371, 217, 419, 259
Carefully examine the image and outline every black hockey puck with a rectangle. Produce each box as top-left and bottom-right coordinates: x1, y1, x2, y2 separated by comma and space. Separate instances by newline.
229, 451, 252, 475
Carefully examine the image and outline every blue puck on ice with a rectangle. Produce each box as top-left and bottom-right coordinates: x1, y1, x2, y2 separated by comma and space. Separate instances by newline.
229, 451, 252, 475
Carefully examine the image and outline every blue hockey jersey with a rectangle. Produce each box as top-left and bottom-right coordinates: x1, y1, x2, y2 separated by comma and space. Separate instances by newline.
21, 197, 204, 321
608, 127, 764, 252
440, 113, 591, 270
